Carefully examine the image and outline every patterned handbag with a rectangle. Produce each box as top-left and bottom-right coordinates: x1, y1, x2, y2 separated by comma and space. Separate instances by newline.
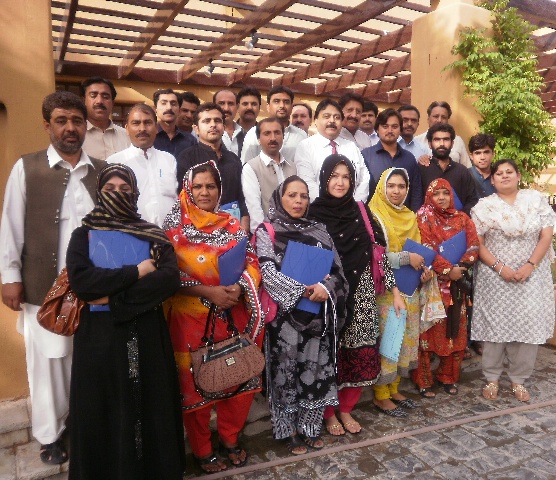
357, 201, 386, 295
37, 268, 84, 336
190, 304, 265, 399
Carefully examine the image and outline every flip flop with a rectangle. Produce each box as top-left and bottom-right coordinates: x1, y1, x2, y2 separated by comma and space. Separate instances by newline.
39, 439, 68, 465
219, 443, 248, 467
286, 435, 308, 455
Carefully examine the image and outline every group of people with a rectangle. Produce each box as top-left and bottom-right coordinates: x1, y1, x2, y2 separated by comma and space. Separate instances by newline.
0, 79, 555, 478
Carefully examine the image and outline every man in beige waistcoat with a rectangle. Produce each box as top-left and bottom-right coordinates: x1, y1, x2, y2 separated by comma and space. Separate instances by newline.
242, 117, 297, 232
0, 91, 106, 465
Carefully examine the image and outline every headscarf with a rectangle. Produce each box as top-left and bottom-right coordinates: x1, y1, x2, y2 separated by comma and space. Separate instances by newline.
369, 167, 420, 252
418, 178, 461, 227
309, 155, 384, 275
82, 163, 170, 244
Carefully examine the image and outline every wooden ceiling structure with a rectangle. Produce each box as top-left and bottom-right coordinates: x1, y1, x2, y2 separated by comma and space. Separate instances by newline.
52, 0, 556, 113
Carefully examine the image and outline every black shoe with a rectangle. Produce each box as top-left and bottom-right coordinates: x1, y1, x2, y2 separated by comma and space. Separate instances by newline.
391, 398, 419, 409
39, 439, 68, 465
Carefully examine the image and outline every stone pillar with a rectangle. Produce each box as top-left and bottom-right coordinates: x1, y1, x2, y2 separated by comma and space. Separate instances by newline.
0, 0, 55, 400
411, 0, 491, 144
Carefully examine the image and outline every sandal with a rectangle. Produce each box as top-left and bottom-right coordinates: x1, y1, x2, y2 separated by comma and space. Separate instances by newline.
299, 433, 325, 450
512, 384, 530, 402
286, 435, 308, 456
463, 346, 472, 360
219, 443, 248, 467
325, 421, 345, 436
442, 383, 458, 396
337, 412, 362, 434
418, 387, 436, 399
392, 398, 419, 409
374, 403, 408, 418
195, 453, 227, 473
39, 439, 68, 465
482, 382, 499, 400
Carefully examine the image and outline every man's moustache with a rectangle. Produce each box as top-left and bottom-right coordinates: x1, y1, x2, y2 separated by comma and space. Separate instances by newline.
163, 110, 175, 116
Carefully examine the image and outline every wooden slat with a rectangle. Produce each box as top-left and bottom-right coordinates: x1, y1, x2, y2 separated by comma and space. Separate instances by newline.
509, 0, 556, 28
53, 0, 79, 74
118, 0, 190, 79
226, 0, 408, 86
177, 0, 298, 83
273, 25, 412, 88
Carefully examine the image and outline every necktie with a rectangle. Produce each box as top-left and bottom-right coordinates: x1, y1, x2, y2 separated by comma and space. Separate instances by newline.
330, 140, 338, 154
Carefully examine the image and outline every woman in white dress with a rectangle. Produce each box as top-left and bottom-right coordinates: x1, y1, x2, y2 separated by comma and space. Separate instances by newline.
471, 159, 556, 402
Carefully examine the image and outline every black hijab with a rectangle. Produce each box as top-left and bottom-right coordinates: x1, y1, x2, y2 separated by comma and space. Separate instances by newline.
82, 163, 170, 244
309, 154, 385, 278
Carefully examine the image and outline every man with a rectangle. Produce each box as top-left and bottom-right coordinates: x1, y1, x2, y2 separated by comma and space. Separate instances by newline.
153, 88, 196, 158
0, 91, 106, 464
214, 89, 244, 157
468, 133, 497, 198
177, 91, 200, 138
237, 87, 261, 133
295, 98, 369, 202
360, 101, 379, 146
241, 86, 307, 164
419, 123, 478, 215
80, 77, 130, 160
362, 108, 423, 211
397, 105, 429, 159
106, 103, 178, 226
291, 103, 313, 134
338, 92, 372, 150
414, 101, 472, 167
176, 103, 248, 231
242, 117, 297, 231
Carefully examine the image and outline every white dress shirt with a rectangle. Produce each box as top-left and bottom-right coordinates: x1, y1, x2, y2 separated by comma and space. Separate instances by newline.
82, 120, 130, 161
241, 124, 307, 164
221, 121, 244, 156
294, 133, 370, 203
339, 127, 372, 151
107, 145, 178, 227
242, 152, 295, 232
414, 131, 471, 168
0, 145, 95, 356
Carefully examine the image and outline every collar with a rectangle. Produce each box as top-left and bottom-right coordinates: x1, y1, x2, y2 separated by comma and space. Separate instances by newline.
157, 123, 183, 138
47, 144, 93, 169
471, 164, 491, 180
431, 156, 453, 170
260, 151, 288, 166
376, 140, 402, 155
314, 132, 339, 147
129, 144, 156, 159
398, 136, 415, 146
86, 119, 116, 132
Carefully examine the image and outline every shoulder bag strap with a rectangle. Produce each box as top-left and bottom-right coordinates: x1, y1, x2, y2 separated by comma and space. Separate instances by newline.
357, 201, 376, 243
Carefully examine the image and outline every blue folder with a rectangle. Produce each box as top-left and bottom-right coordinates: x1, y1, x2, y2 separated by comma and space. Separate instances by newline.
394, 239, 437, 296
88, 230, 150, 311
379, 307, 407, 362
451, 187, 463, 211
220, 201, 241, 220
218, 237, 248, 286
281, 241, 335, 314
438, 230, 467, 265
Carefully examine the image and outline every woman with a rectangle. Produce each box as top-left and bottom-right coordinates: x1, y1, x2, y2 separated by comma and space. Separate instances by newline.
310, 156, 405, 430
471, 159, 556, 402
411, 178, 479, 397
255, 175, 347, 455
66, 164, 185, 479
369, 167, 433, 410
163, 161, 263, 474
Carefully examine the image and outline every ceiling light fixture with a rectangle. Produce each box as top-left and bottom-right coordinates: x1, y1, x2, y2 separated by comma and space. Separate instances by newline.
245, 30, 259, 51
205, 59, 215, 77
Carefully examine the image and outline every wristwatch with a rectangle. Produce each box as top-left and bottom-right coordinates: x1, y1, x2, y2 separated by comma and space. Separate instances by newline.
442, 267, 452, 275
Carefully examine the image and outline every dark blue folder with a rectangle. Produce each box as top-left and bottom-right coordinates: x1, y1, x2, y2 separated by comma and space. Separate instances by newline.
281, 241, 335, 314
88, 230, 151, 311
394, 239, 437, 296
438, 230, 467, 265
218, 237, 248, 286
451, 187, 463, 211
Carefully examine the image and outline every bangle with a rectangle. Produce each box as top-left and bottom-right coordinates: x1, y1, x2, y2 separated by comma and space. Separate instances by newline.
498, 263, 505, 276
527, 260, 538, 269
490, 259, 500, 270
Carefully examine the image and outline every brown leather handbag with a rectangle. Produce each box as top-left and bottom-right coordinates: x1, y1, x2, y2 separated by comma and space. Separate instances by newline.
190, 304, 265, 399
37, 268, 84, 336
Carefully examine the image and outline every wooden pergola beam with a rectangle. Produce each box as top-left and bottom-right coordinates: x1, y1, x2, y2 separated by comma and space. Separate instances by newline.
226, 0, 408, 86
177, 0, 298, 83
117, 0, 190, 79
273, 25, 412, 89
53, 0, 79, 74
509, 0, 556, 28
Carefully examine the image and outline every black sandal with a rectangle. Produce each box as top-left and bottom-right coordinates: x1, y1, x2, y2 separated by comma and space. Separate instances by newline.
418, 387, 436, 399
442, 383, 458, 395
195, 453, 227, 473
219, 443, 248, 467
299, 433, 324, 450
39, 439, 68, 465
286, 435, 308, 455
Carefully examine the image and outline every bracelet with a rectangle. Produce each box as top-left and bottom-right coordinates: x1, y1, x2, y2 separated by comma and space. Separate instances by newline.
527, 260, 538, 269
490, 259, 500, 270
497, 263, 505, 276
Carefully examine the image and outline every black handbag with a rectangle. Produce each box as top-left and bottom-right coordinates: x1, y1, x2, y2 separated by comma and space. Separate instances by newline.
189, 305, 265, 400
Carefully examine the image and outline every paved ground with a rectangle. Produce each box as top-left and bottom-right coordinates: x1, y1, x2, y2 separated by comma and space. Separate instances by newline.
184, 344, 556, 479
